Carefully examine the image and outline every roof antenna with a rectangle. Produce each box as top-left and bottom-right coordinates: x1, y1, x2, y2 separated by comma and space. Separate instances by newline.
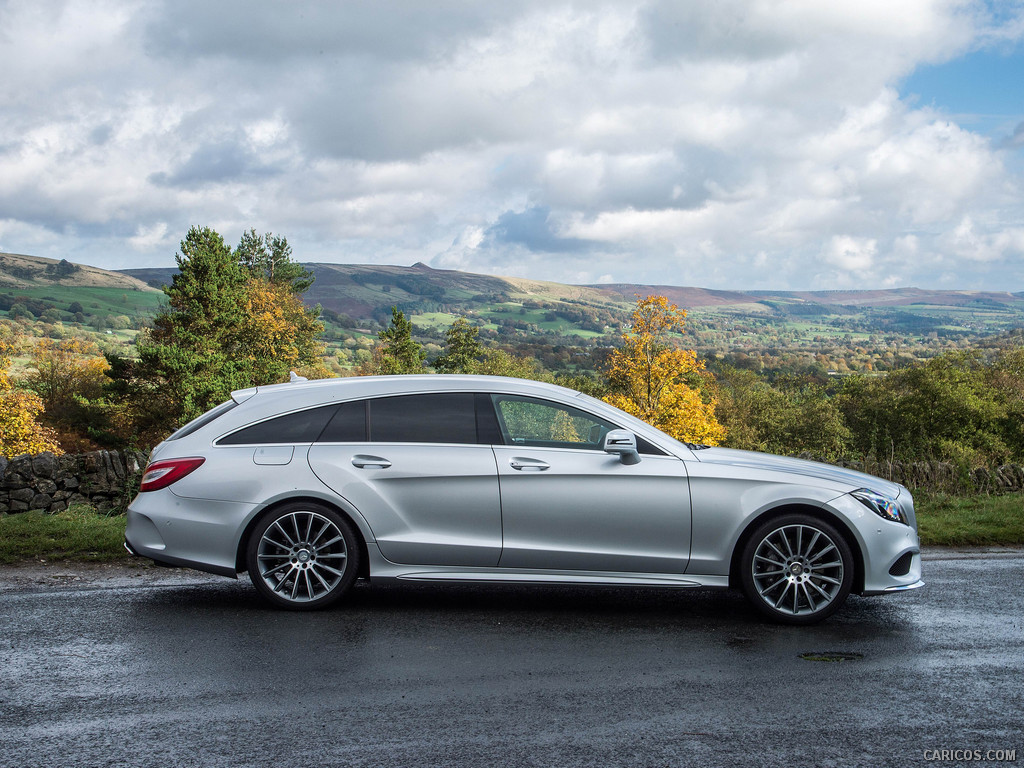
289, 371, 308, 383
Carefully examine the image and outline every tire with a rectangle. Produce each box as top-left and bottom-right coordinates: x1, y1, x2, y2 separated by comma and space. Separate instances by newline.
739, 513, 854, 625
246, 501, 361, 610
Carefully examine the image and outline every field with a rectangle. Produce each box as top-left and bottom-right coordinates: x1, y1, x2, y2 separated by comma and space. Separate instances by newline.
6, 251, 1024, 377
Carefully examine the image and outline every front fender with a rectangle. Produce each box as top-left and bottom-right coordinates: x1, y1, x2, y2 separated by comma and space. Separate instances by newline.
686, 473, 844, 577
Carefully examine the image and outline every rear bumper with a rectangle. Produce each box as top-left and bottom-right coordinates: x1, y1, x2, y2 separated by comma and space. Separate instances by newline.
124, 537, 237, 577
124, 488, 256, 578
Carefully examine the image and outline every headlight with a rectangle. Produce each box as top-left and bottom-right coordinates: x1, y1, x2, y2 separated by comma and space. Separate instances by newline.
851, 488, 906, 525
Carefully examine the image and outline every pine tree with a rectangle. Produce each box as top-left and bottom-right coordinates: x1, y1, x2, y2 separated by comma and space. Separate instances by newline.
236, 228, 314, 293
375, 307, 426, 374
433, 318, 483, 373
110, 226, 326, 443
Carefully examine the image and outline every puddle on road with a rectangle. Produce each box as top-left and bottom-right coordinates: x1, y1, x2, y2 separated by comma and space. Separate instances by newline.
799, 651, 864, 662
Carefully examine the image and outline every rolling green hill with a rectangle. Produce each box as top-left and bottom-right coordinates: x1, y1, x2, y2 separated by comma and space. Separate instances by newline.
4, 251, 1024, 377
1, 253, 163, 315
0, 253, 165, 370
123, 259, 1024, 348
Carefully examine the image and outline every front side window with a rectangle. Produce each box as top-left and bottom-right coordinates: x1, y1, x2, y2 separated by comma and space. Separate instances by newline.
491, 395, 616, 450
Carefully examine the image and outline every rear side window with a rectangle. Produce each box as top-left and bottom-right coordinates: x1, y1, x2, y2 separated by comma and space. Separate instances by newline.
319, 401, 367, 442
167, 400, 239, 441
369, 393, 477, 444
219, 404, 340, 445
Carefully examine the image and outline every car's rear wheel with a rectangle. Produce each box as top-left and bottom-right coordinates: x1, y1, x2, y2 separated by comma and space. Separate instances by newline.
739, 513, 853, 625
246, 502, 360, 610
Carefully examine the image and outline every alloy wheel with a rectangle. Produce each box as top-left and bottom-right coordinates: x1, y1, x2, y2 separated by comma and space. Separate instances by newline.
255, 509, 350, 603
750, 523, 846, 617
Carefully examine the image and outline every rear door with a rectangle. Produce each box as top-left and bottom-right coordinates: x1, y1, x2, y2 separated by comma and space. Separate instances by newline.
308, 393, 502, 567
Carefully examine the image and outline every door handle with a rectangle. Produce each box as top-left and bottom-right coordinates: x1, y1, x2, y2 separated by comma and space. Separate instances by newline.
351, 455, 392, 469
510, 457, 550, 471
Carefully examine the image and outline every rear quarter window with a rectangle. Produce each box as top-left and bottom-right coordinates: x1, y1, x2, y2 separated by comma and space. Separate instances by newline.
167, 400, 239, 441
218, 404, 340, 445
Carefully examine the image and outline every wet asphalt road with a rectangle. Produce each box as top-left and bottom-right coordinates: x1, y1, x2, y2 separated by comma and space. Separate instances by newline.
0, 553, 1022, 768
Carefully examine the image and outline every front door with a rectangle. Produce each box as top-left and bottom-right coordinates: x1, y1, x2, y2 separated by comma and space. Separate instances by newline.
489, 395, 691, 573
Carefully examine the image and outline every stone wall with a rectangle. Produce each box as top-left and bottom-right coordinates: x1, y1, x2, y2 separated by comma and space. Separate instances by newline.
801, 454, 1024, 494
0, 450, 149, 515
2, 449, 1023, 517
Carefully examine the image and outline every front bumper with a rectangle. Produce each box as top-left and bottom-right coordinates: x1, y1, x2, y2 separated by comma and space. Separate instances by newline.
826, 493, 924, 594
877, 579, 925, 593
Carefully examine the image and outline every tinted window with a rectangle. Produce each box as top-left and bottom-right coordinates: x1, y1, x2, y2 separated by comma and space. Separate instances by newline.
319, 401, 367, 442
219, 404, 339, 445
475, 393, 503, 445
369, 393, 477, 444
635, 436, 667, 456
168, 400, 238, 441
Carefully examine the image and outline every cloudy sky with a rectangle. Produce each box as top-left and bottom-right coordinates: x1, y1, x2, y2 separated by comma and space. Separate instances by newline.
1, 0, 1023, 290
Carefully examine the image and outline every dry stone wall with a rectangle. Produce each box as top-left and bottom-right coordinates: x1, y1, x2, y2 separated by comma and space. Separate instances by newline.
2, 449, 1024, 517
801, 454, 1024, 494
0, 450, 149, 514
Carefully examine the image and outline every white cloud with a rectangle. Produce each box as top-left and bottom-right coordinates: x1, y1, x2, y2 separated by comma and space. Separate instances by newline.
946, 216, 1024, 262
0, 0, 1022, 288
128, 221, 170, 252
824, 235, 878, 272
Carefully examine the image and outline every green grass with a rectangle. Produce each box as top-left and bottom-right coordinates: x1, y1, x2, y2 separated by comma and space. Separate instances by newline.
0, 506, 129, 564
915, 491, 1024, 546
411, 311, 461, 330
13, 284, 165, 316
0, 493, 1020, 565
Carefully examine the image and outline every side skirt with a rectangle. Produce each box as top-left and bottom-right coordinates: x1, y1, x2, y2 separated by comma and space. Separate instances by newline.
365, 543, 729, 589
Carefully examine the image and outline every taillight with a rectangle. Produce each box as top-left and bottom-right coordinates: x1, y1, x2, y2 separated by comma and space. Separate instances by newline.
139, 457, 206, 492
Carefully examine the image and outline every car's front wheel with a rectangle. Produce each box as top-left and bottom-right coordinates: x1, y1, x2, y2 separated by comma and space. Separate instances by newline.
246, 502, 361, 610
739, 514, 854, 625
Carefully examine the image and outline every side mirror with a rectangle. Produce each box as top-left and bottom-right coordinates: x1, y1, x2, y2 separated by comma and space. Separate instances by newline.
603, 429, 641, 465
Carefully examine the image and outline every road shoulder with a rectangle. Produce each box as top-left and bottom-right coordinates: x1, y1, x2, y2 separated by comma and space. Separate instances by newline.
2, 546, 1022, 593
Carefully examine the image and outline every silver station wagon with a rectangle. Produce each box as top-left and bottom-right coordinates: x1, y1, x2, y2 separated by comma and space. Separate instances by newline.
125, 375, 923, 623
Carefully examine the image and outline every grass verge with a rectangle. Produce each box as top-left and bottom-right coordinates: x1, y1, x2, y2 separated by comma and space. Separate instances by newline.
0, 506, 128, 564
915, 491, 1024, 547
0, 492, 1021, 564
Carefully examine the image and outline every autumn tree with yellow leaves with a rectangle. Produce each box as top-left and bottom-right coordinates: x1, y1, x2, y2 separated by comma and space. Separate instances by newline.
18, 337, 111, 451
604, 295, 725, 445
25, 338, 109, 421
239, 277, 330, 384
0, 326, 62, 458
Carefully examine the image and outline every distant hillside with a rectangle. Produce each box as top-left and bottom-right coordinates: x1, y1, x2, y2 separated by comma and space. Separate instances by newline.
1, 252, 156, 293
5, 251, 1024, 379
122, 261, 1024, 319
0, 253, 166, 363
